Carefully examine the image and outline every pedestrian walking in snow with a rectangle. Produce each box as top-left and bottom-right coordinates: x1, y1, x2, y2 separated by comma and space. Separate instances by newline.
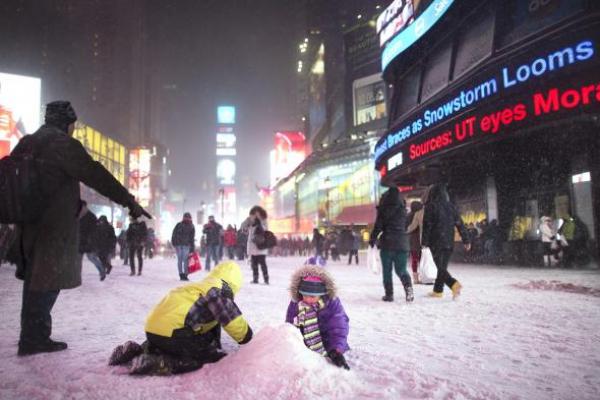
78, 201, 105, 281
224, 224, 237, 259
421, 183, 470, 299
7, 101, 149, 356
171, 212, 195, 281
312, 228, 325, 258
540, 216, 557, 267
246, 205, 270, 284
93, 215, 117, 275
348, 230, 360, 265
117, 229, 128, 265
203, 215, 222, 271
127, 217, 148, 276
108, 261, 253, 375
406, 199, 424, 283
370, 187, 413, 303
286, 265, 350, 370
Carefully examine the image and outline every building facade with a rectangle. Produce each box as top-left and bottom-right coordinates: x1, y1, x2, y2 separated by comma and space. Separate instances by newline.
375, 0, 600, 260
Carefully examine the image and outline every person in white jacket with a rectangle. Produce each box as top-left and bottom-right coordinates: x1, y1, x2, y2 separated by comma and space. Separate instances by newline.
540, 216, 556, 267
246, 205, 269, 284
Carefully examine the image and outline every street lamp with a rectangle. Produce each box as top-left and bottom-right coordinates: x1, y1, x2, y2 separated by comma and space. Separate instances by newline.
324, 176, 331, 226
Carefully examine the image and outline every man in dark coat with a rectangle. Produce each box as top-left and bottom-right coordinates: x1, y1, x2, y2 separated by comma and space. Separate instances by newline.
127, 217, 148, 276
369, 187, 413, 302
421, 183, 470, 299
312, 229, 325, 258
10, 101, 149, 356
77, 201, 106, 281
171, 212, 195, 281
93, 215, 117, 275
203, 215, 223, 271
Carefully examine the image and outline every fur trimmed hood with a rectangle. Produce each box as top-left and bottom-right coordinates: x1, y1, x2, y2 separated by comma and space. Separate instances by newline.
289, 265, 337, 302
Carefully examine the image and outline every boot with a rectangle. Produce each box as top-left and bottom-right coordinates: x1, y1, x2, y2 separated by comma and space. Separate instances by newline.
179, 273, 185, 281
400, 274, 414, 303
381, 282, 394, 302
129, 354, 168, 375
182, 274, 189, 281
18, 339, 68, 356
451, 281, 462, 300
109, 340, 143, 366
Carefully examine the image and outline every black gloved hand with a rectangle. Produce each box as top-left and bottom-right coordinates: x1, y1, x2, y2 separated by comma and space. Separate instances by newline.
328, 350, 350, 370
128, 200, 152, 219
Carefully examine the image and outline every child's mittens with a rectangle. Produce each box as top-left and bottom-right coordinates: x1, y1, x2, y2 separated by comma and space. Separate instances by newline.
328, 350, 350, 370
293, 309, 306, 327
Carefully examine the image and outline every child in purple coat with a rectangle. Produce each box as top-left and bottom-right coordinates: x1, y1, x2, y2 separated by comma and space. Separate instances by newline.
285, 265, 350, 370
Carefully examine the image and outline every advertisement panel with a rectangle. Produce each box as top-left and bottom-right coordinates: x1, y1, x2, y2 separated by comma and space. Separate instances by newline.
377, 0, 414, 47
216, 132, 236, 156
129, 148, 152, 207
73, 122, 127, 184
217, 158, 236, 185
353, 74, 387, 126
270, 131, 306, 186
0, 72, 41, 158
381, 0, 455, 72
217, 106, 236, 124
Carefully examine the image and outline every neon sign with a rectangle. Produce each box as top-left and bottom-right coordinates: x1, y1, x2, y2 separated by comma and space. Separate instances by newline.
375, 39, 597, 163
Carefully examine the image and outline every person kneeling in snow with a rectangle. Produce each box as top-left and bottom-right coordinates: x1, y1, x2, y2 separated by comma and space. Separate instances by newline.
285, 265, 350, 370
109, 260, 253, 375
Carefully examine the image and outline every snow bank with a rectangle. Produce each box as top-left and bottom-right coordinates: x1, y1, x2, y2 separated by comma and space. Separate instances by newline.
512, 280, 600, 297
200, 324, 365, 399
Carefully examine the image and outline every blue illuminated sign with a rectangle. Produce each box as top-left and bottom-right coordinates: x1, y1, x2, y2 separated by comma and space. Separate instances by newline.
217, 106, 236, 124
381, 0, 455, 72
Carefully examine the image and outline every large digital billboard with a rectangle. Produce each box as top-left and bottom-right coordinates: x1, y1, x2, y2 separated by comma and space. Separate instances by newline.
270, 131, 307, 186
377, 0, 414, 47
216, 132, 236, 156
0, 72, 41, 158
309, 44, 327, 140
217, 106, 236, 124
217, 158, 236, 185
129, 148, 152, 207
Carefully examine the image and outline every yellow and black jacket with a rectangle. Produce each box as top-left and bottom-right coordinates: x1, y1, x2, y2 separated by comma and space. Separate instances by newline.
145, 261, 252, 344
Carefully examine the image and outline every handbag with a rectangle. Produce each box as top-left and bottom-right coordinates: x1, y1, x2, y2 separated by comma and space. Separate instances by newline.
187, 251, 202, 274
367, 246, 381, 275
418, 247, 437, 284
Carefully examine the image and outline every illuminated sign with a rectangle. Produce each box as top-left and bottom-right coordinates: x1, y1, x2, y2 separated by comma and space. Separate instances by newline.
129, 148, 152, 207
73, 123, 127, 184
270, 131, 307, 186
353, 74, 387, 126
217, 158, 236, 185
377, 0, 414, 47
0, 72, 41, 158
216, 133, 237, 156
381, 0, 454, 72
217, 106, 236, 124
375, 38, 597, 164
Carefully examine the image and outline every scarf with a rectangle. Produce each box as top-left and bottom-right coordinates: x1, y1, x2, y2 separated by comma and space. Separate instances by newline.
293, 298, 326, 355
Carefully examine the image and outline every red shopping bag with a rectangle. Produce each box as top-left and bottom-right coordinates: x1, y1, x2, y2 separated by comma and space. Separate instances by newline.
188, 251, 202, 274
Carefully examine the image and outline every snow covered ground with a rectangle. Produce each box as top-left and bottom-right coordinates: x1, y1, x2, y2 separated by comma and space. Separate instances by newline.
1, 254, 599, 400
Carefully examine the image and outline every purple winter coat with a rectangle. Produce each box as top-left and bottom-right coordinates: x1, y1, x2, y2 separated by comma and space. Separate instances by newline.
286, 296, 350, 353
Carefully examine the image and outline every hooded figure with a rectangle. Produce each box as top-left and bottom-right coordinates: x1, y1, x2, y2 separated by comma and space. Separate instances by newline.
10, 101, 145, 357
286, 265, 350, 369
110, 261, 253, 375
369, 187, 413, 302
421, 183, 470, 298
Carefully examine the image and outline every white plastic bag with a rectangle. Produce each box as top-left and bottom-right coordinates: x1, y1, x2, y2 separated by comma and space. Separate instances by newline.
367, 246, 381, 275
418, 247, 437, 284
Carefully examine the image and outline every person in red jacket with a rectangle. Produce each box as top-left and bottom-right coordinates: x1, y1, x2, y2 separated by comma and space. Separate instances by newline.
223, 225, 237, 260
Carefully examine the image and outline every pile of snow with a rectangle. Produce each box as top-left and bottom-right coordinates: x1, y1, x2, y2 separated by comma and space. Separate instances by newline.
201, 324, 365, 398
512, 280, 600, 297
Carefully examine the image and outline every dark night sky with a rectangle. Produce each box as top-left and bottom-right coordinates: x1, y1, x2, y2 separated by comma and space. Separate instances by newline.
152, 0, 299, 207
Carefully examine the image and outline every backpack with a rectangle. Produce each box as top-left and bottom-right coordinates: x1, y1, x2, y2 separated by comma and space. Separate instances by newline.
0, 135, 51, 224
253, 222, 278, 250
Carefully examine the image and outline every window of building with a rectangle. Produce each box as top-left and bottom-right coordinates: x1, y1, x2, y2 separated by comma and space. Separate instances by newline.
391, 65, 422, 120
453, 6, 495, 79
420, 41, 452, 102
496, 0, 586, 49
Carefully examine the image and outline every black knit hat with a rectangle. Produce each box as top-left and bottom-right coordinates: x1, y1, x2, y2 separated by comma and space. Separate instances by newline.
45, 101, 77, 131
299, 276, 327, 296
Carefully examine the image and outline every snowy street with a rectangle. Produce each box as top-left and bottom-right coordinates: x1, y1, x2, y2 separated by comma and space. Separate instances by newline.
1, 255, 599, 400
